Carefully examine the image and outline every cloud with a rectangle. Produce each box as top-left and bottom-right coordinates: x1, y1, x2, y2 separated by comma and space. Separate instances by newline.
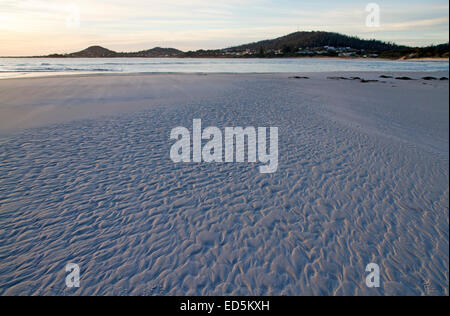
377, 17, 449, 31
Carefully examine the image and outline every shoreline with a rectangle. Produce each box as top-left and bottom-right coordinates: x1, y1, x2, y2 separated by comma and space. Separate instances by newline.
1, 69, 449, 81
1, 57, 448, 80
1, 55, 448, 61
400, 57, 450, 62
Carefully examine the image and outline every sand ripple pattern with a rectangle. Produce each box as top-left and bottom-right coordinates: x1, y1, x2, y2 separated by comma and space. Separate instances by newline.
0, 74, 448, 295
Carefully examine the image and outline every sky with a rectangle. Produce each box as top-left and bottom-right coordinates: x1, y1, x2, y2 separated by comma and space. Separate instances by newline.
0, 0, 448, 56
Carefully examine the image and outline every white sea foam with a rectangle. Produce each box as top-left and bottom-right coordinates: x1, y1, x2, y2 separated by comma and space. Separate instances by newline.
0, 58, 448, 79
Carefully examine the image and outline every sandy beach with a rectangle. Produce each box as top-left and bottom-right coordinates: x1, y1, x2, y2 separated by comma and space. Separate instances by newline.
0, 72, 448, 296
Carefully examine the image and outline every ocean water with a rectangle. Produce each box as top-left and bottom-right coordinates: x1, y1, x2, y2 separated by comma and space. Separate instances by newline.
0, 57, 448, 78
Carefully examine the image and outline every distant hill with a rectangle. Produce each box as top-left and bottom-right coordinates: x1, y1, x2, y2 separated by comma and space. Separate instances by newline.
67, 46, 118, 57
125, 47, 183, 57
381, 43, 449, 59
41, 31, 448, 59
46, 46, 183, 58
227, 31, 402, 52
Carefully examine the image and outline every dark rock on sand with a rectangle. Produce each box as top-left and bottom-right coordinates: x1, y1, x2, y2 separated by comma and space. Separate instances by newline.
327, 76, 351, 80
360, 79, 379, 83
327, 76, 379, 83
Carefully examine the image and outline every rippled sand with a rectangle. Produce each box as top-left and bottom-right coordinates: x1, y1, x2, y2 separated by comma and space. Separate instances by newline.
0, 73, 448, 296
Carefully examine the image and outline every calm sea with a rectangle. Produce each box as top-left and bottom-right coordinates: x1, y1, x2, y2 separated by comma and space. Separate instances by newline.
0, 57, 448, 78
